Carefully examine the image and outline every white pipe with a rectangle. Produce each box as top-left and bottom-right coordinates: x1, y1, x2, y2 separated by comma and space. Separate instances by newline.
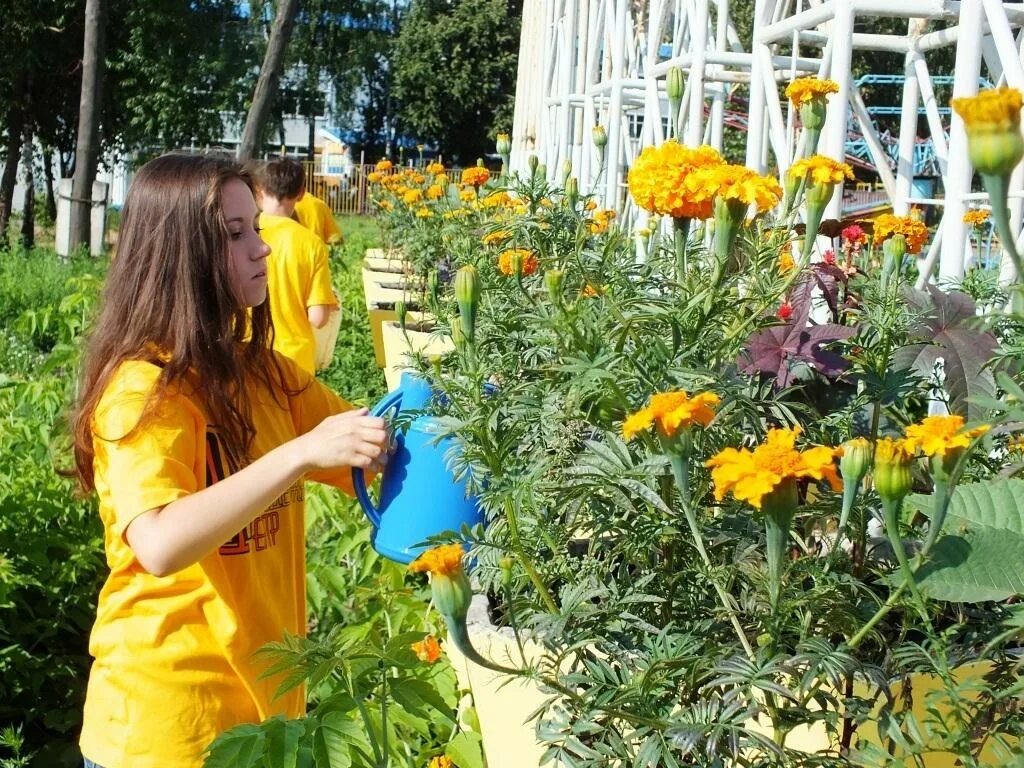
821, 0, 854, 222
981, 0, 1024, 89
604, 0, 627, 208
911, 54, 949, 174
648, 50, 817, 73
939, 1, 983, 281
685, 0, 710, 145
744, 0, 770, 170
914, 224, 944, 289
852, 0, 959, 18
759, 44, 792, 170
894, 21, 924, 215
851, 87, 898, 200
797, 31, 910, 52
709, 0, 730, 151
755, 3, 834, 44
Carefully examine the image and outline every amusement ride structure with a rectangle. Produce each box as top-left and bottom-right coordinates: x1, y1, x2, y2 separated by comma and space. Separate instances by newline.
510, 0, 1024, 285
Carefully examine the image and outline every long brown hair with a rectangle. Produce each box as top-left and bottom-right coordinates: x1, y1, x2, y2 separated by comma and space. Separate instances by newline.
71, 153, 286, 491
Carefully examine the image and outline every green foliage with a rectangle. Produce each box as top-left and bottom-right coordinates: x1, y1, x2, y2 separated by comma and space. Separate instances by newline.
392, 0, 522, 162
908, 479, 1024, 602
0, 249, 106, 767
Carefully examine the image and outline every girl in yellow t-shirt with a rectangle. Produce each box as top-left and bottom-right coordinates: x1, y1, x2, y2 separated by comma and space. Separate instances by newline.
69, 154, 390, 768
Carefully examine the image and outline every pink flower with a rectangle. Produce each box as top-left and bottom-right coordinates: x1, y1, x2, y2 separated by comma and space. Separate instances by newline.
841, 224, 866, 245
823, 248, 836, 265
778, 301, 794, 320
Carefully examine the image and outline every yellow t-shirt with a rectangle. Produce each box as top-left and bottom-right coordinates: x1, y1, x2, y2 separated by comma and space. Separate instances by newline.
80, 357, 355, 768
260, 213, 337, 374
294, 193, 342, 245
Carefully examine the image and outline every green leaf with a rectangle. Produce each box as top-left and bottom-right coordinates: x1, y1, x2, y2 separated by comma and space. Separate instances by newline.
389, 676, 456, 722
446, 731, 485, 768
203, 724, 266, 768
310, 714, 354, 768
263, 716, 303, 768
908, 479, 1024, 602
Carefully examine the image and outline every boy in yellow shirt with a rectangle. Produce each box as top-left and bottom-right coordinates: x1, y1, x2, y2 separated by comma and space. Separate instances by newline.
294, 188, 343, 245
252, 158, 338, 375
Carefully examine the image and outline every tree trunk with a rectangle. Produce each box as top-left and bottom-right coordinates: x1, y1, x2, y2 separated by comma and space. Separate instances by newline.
42, 146, 57, 223
237, 0, 300, 161
70, 0, 107, 252
20, 126, 35, 248
0, 74, 27, 243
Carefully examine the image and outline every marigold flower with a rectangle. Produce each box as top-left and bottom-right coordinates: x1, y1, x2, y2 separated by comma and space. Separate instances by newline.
367, 171, 384, 184
951, 87, 1024, 176
627, 140, 725, 220
415, 207, 433, 218
706, 427, 842, 510
426, 184, 444, 200
376, 199, 393, 212
461, 166, 490, 187
788, 156, 854, 187
785, 77, 840, 106
588, 208, 617, 234
581, 283, 603, 298
690, 164, 782, 213
481, 230, 509, 246
409, 172, 426, 185
872, 437, 915, 503
426, 161, 445, 175
459, 189, 476, 202
376, 159, 393, 171
903, 415, 989, 460
622, 390, 720, 441
778, 251, 795, 273
482, 191, 512, 208
498, 248, 538, 277
871, 213, 929, 254
428, 757, 455, 768
403, 189, 424, 205
411, 635, 442, 664
962, 209, 990, 227
409, 543, 465, 576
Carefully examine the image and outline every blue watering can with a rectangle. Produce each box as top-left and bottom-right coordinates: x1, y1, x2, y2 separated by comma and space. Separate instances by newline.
352, 371, 485, 563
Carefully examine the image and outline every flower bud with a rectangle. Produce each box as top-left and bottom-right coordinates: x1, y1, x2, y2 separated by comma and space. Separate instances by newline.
544, 268, 564, 304
952, 88, 1024, 176
495, 132, 511, 157
839, 437, 871, 487
666, 67, 684, 102
431, 570, 473, 623
535, 163, 547, 182
561, 159, 572, 185
510, 250, 525, 278
427, 268, 440, 307
395, 299, 407, 330
565, 177, 579, 208
592, 124, 608, 150
528, 154, 539, 174
454, 265, 480, 342
872, 437, 914, 503
800, 97, 828, 133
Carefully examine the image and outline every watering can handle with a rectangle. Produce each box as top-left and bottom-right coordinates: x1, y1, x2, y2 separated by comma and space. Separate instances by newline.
351, 389, 404, 530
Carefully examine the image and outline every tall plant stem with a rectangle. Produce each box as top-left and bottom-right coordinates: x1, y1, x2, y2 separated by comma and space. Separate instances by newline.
983, 172, 1024, 281
881, 497, 929, 623
503, 497, 558, 613
668, 453, 755, 658
673, 217, 691, 279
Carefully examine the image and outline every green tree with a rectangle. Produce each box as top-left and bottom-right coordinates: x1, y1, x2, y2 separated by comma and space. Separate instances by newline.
392, 0, 522, 164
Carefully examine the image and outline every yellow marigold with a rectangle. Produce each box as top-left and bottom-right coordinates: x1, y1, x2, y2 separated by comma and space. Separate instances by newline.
482, 190, 512, 208
498, 248, 538, 277
411, 635, 442, 663
415, 207, 433, 218
621, 390, 720, 441
407, 172, 424, 185
1008, 434, 1024, 453
871, 213, 929, 254
426, 184, 444, 200
443, 208, 469, 219
689, 164, 782, 213
785, 77, 840, 106
778, 251, 795, 273
903, 415, 989, 459
459, 189, 476, 202
705, 427, 842, 510
584, 199, 598, 211
788, 155, 854, 186
426, 161, 446, 175
428, 758, 454, 768
581, 282, 603, 297
376, 199, 394, 212
627, 140, 725, 220
408, 543, 465, 576
963, 209, 990, 227
482, 230, 509, 246
951, 87, 1024, 131
367, 171, 384, 184
403, 189, 424, 205
376, 159, 393, 171
461, 166, 490, 187
588, 208, 617, 234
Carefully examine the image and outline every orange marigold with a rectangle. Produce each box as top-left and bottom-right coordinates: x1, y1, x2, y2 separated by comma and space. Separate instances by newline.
705, 427, 842, 510
622, 391, 720, 441
403, 189, 424, 205
426, 161, 446, 175
482, 230, 510, 246
498, 248, 538, 277
376, 159, 394, 171
785, 77, 840, 106
963, 209, 990, 227
408, 543, 465, 576
461, 166, 490, 187
871, 213, 929, 254
411, 635, 442, 664
428, 758, 455, 768
627, 140, 725, 220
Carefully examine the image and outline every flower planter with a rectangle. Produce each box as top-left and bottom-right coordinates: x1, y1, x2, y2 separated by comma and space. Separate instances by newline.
444, 596, 560, 768
363, 247, 406, 273
380, 317, 453, 390
362, 269, 427, 368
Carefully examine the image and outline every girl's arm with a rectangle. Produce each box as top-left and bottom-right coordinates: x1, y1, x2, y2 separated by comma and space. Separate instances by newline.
126, 408, 388, 576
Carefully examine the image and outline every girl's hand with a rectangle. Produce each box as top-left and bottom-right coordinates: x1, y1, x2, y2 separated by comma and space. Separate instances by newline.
295, 408, 391, 473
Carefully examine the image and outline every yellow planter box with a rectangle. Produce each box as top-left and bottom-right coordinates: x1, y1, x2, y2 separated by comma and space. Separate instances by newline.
380, 318, 453, 391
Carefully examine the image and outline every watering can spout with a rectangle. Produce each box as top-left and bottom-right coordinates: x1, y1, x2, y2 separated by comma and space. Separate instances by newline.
351, 373, 484, 563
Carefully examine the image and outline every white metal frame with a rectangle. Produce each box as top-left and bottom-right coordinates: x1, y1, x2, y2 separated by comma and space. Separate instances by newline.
511, 0, 1024, 283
